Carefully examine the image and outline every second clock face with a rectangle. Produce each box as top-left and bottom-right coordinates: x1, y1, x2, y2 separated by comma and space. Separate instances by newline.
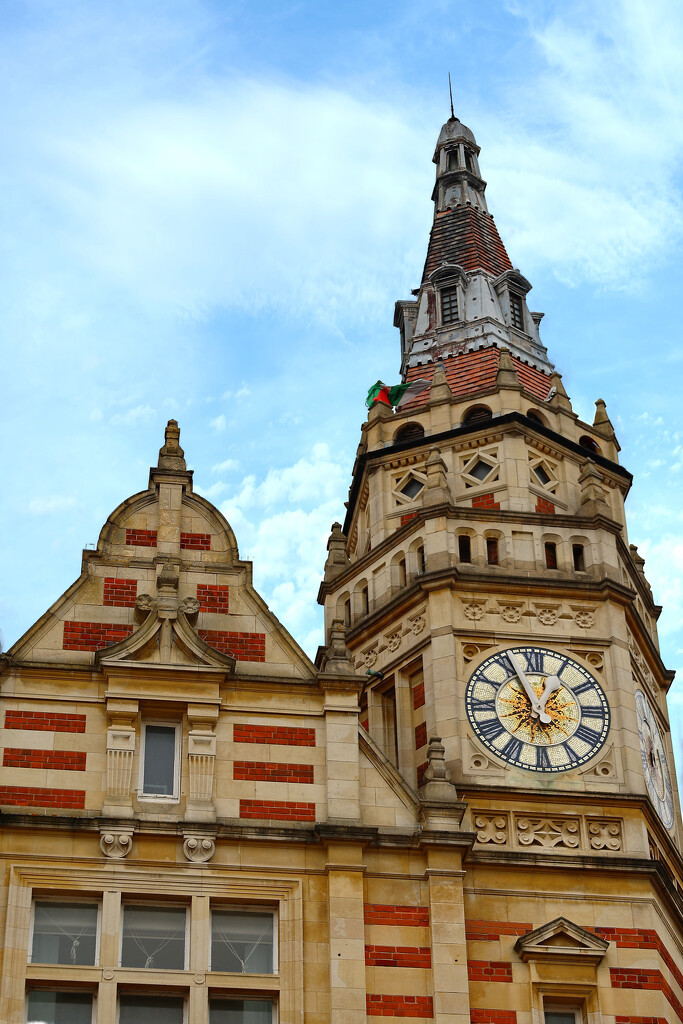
466, 645, 610, 772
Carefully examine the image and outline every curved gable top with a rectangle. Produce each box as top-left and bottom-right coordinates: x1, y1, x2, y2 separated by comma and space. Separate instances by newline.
7, 421, 316, 680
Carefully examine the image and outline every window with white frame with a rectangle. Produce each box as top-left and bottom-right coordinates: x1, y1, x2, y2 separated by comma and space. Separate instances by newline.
211, 909, 276, 974
30, 901, 99, 965
139, 722, 180, 799
119, 993, 185, 1024
120, 904, 187, 970
210, 998, 274, 1024
26, 989, 94, 1024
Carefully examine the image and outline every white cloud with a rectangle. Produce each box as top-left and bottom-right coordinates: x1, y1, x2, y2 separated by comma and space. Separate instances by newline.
29, 496, 77, 515
210, 414, 226, 432
109, 404, 155, 426
211, 458, 239, 473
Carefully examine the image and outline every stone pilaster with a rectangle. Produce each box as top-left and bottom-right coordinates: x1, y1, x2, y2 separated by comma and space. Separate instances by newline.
186, 704, 219, 822
102, 698, 138, 817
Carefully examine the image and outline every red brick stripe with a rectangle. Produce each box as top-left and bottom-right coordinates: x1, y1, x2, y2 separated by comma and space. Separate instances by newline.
233, 724, 315, 746
611, 969, 683, 1023
233, 761, 314, 784
5, 711, 86, 733
239, 799, 315, 822
3, 748, 86, 771
63, 621, 133, 651
615, 1018, 668, 1024
415, 722, 427, 749
181, 532, 211, 550
466, 921, 532, 941
125, 528, 156, 546
468, 961, 513, 983
472, 492, 500, 510
412, 681, 425, 710
598, 927, 683, 1000
400, 512, 418, 527
199, 630, 265, 662
366, 995, 434, 1018
416, 761, 428, 788
365, 946, 431, 968
0, 786, 85, 808
535, 496, 555, 514
197, 584, 229, 613
103, 577, 137, 607
470, 1012, 517, 1024
364, 905, 429, 927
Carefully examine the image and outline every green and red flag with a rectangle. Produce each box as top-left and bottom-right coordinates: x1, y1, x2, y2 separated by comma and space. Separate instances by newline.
365, 378, 431, 410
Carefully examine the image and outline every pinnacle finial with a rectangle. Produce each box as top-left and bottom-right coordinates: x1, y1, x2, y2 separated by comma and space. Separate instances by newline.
448, 73, 455, 119
158, 419, 186, 471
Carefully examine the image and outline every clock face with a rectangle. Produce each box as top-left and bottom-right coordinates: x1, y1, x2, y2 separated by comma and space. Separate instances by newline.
635, 690, 674, 830
466, 645, 610, 773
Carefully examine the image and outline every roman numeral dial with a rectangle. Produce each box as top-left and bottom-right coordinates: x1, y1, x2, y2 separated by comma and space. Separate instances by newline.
635, 690, 674, 830
466, 646, 610, 773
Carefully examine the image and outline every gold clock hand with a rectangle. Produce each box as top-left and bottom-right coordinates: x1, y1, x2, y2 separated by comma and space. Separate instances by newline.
507, 652, 546, 721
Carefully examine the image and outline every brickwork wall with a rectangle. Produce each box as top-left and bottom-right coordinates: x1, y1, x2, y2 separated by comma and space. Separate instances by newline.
3, 748, 86, 771
199, 630, 265, 662
365, 946, 431, 968
400, 512, 418, 527
5, 711, 86, 733
472, 492, 500, 510
63, 621, 133, 651
366, 995, 434, 1018
197, 584, 229, 613
180, 532, 211, 550
364, 905, 430, 927
103, 577, 137, 607
233, 761, 314, 784
465, 921, 532, 940
412, 680, 425, 710
535, 496, 555, 514
415, 722, 427, 749
239, 800, 315, 822
467, 961, 512, 983
0, 786, 85, 808
233, 724, 316, 746
125, 528, 156, 546
470, 1012, 517, 1024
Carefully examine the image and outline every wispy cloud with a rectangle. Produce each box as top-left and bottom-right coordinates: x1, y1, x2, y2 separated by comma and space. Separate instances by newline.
29, 496, 77, 515
109, 404, 155, 426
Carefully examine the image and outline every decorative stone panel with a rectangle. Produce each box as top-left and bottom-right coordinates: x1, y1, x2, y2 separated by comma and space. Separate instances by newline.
472, 810, 623, 853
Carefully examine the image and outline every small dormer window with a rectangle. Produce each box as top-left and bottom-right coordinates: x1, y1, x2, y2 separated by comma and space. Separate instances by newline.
510, 293, 524, 330
441, 286, 459, 325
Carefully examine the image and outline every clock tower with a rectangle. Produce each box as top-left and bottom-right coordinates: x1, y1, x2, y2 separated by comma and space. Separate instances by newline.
319, 113, 683, 1022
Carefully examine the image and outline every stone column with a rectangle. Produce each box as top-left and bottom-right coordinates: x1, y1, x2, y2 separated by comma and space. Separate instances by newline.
102, 699, 138, 817
425, 845, 471, 1024
325, 843, 367, 1024
318, 623, 364, 823
189, 894, 210, 1024
186, 704, 219, 822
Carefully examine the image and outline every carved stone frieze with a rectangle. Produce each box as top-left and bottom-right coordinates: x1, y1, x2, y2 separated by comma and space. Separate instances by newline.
474, 813, 509, 844
500, 605, 522, 623
517, 816, 580, 848
574, 609, 595, 629
100, 825, 134, 859
464, 602, 485, 621
472, 811, 625, 853
183, 830, 217, 863
587, 819, 622, 851
387, 631, 402, 652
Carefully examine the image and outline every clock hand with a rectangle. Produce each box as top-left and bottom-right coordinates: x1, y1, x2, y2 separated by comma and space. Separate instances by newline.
537, 674, 562, 716
507, 652, 549, 722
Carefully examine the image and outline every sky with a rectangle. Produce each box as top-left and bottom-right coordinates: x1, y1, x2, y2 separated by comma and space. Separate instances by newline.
3, 0, 683, 759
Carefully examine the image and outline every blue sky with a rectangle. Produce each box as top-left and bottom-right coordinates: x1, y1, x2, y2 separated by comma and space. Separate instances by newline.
3, 0, 683, 756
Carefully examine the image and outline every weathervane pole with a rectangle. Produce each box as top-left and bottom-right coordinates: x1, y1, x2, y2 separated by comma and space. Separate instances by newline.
448, 72, 454, 118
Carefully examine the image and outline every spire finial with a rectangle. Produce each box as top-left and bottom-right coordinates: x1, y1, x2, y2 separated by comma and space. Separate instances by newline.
448, 73, 455, 119
157, 419, 186, 471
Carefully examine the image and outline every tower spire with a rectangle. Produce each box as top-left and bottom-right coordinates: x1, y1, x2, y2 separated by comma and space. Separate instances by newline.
448, 72, 455, 119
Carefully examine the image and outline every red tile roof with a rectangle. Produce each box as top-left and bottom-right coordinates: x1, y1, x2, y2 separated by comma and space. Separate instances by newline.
401, 348, 551, 409
423, 207, 512, 280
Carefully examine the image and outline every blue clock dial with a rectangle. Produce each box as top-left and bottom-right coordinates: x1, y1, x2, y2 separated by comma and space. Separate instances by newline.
466, 646, 610, 773
635, 690, 674, 831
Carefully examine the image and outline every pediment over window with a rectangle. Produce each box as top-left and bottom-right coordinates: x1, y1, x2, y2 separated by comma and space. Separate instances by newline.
514, 917, 609, 966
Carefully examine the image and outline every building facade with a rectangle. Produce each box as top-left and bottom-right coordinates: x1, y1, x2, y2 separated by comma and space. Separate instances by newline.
1, 114, 683, 1024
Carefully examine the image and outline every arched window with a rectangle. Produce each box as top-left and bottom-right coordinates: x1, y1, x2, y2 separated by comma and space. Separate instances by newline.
527, 409, 545, 426
458, 535, 472, 563
417, 544, 426, 574
462, 405, 492, 426
544, 542, 558, 569
579, 435, 601, 454
395, 422, 425, 443
486, 538, 499, 565
448, 149, 459, 171
572, 544, 585, 572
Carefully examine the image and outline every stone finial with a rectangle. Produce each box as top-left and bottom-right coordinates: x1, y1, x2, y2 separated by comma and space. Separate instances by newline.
429, 362, 451, 405
496, 347, 521, 390
324, 523, 349, 582
578, 459, 610, 514
630, 544, 652, 593
323, 619, 355, 674
548, 370, 572, 412
158, 419, 187, 471
593, 399, 618, 447
423, 447, 450, 506
420, 736, 458, 801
